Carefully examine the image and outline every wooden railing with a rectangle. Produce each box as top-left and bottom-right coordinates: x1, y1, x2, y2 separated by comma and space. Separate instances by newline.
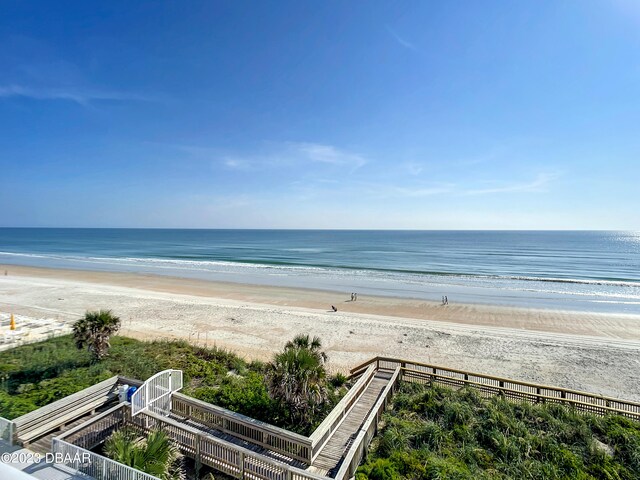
128, 409, 327, 480
334, 367, 402, 480
309, 363, 377, 461
44, 355, 640, 480
13, 375, 123, 445
56, 403, 129, 450
172, 392, 313, 464
351, 357, 640, 420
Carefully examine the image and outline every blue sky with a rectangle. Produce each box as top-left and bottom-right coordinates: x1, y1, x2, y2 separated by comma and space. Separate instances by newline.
1, 1, 639, 229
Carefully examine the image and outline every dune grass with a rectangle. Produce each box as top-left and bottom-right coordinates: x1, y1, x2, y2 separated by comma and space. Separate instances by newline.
357, 382, 640, 480
0, 335, 344, 434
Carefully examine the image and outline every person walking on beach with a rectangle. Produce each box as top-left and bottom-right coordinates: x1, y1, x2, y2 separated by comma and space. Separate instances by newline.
444, 296, 448, 305
350, 293, 354, 301
331, 305, 338, 312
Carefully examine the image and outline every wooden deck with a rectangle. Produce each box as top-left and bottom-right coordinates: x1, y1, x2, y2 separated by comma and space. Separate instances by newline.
28, 402, 118, 455
311, 370, 394, 476
34, 354, 639, 480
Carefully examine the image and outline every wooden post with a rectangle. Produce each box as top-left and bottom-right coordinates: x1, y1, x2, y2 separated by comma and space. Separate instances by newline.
239, 451, 245, 478
195, 433, 202, 478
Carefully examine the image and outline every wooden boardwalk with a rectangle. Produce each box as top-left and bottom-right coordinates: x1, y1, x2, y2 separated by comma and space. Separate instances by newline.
8, 356, 638, 480
311, 370, 394, 476
168, 412, 309, 469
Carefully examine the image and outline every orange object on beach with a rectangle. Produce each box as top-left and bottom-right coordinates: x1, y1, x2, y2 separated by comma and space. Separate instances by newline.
10, 313, 15, 330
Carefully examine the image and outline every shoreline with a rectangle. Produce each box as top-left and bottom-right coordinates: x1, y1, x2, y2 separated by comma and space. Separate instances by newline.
2, 263, 640, 339
1, 263, 640, 400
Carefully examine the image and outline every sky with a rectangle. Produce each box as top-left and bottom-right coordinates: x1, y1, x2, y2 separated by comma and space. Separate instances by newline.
1, 1, 639, 230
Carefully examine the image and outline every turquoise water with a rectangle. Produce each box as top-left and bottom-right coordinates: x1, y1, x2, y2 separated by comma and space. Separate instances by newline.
1, 228, 639, 313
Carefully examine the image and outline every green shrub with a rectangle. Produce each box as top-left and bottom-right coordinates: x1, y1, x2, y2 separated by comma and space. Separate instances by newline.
0, 391, 38, 419
192, 372, 275, 420
357, 458, 400, 480
357, 382, 640, 480
329, 372, 348, 388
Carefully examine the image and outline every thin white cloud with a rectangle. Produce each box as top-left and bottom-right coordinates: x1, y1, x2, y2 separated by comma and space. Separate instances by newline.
169, 141, 368, 172
463, 173, 559, 195
293, 178, 453, 201
386, 27, 418, 51
0, 84, 152, 105
392, 186, 452, 197
222, 157, 253, 170
287, 142, 367, 169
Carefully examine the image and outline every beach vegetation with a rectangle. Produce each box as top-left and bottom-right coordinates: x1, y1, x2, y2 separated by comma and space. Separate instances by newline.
329, 372, 348, 388
357, 381, 640, 480
0, 334, 343, 435
191, 371, 274, 420
72, 309, 121, 360
266, 334, 330, 425
104, 427, 185, 480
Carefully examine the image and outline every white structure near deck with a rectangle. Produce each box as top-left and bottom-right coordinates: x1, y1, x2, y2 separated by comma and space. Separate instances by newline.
131, 369, 183, 417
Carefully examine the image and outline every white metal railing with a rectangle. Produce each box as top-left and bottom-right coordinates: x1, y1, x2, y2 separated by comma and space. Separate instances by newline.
52, 437, 160, 480
131, 369, 183, 417
0, 416, 15, 445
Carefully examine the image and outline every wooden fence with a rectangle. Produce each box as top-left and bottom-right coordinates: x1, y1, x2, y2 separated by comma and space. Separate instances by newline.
55, 403, 129, 450
351, 357, 640, 420
172, 392, 313, 464
128, 409, 327, 480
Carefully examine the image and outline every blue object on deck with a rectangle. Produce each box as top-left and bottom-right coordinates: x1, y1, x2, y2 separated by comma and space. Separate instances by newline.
127, 386, 137, 402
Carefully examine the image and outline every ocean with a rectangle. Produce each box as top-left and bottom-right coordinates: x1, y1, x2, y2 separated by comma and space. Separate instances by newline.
0, 228, 639, 314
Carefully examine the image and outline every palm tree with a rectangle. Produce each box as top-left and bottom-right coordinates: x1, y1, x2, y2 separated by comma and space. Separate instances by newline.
267, 334, 329, 424
104, 428, 184, 480
72, 310, 121, 360
285, 334, 328, 364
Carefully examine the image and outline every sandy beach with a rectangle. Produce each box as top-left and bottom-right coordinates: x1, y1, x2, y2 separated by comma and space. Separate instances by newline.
1, 264, 639, 401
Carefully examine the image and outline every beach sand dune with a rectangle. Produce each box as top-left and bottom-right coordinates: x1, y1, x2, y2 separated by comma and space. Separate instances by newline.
1, 265, 639, 401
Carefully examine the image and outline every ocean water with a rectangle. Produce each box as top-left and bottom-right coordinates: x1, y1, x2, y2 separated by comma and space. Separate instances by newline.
0, 228, 639, 314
